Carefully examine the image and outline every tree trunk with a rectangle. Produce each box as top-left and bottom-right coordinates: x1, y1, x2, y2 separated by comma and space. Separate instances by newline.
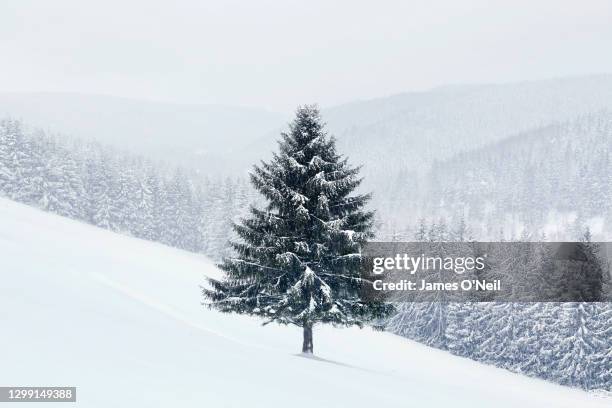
302, 323, 313, 354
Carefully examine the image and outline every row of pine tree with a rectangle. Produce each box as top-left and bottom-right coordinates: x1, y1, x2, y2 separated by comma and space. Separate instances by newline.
387, 218, 611, 392
0, 119, 254, 259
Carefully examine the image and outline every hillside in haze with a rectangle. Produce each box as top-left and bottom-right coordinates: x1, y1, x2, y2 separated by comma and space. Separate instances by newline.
3, 75, 612, 235
3, 75, 612, 178
418, 111, 612, 239
326, 75, 612, 192
0, 92, 286, 174
240, 75, 612, 180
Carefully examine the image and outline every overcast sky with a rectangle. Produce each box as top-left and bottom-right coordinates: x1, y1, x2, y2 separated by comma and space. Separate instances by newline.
1, 0, 611, 112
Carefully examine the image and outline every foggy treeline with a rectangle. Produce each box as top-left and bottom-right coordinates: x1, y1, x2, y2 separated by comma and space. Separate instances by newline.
386, 217, 612, 392
0, 119, 256, 260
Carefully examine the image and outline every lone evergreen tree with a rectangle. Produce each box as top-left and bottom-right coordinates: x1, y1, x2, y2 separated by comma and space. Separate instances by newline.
203, 105, 392, 353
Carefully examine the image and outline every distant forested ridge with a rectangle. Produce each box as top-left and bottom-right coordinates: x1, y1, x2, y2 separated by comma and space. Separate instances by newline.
377, 111, 612, 241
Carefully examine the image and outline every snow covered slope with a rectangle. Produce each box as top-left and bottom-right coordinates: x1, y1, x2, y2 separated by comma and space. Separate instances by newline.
0, 198, 609, 408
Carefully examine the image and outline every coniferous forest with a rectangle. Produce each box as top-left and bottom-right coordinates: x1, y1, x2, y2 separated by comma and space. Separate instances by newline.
1, 110, 610, 393
0, 118, 256, 260
386, 218, 611, 392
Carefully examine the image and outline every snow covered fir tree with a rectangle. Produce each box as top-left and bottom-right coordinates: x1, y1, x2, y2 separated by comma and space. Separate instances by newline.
204, 105, 393, 353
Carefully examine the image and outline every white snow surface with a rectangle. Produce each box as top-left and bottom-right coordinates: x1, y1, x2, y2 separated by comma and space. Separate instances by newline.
0, 198, 609, 408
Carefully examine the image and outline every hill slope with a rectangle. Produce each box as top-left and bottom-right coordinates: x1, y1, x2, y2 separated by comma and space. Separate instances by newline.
3, 75, 612, 180
0, 198, 609, 407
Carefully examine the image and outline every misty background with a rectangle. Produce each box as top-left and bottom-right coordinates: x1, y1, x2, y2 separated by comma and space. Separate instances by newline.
1, 0, 611, 239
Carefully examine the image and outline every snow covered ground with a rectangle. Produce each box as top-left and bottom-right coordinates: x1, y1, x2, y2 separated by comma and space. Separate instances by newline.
0, 197, 609, 407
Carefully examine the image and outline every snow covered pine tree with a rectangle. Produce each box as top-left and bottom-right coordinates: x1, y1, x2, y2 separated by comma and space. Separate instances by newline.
203, 105, 392, 354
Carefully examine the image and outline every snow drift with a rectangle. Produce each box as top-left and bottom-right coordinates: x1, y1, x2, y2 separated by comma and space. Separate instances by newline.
0, 198, 609, 407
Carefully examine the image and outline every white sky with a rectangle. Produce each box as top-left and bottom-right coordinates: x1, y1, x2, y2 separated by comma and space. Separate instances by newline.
1, 0, 611, 112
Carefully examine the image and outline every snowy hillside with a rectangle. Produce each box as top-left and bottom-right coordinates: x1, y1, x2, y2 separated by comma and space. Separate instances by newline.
0, 198, 609, 407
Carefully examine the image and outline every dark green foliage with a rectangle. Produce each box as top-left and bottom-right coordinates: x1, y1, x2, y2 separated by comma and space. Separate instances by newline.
204, 106, 393, 336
